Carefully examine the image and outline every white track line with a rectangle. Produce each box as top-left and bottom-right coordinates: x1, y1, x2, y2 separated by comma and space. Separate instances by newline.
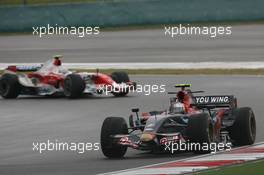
1, 62, 264, 70
98, 142, 264, 175
110, 167, 208, 175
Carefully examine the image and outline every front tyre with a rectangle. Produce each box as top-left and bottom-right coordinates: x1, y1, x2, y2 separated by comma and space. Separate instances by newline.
230, 107, 256, 146
0, 74, 21, 99
101, 117, 128, 158
187, 113, 214, 154
63, 74, 85, 99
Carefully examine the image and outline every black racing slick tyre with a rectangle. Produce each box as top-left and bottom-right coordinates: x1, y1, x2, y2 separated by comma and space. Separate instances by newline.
0, 74, 21, 99
187, 113, 214, 154
63, 74, 85, 99
111, 72, 130, 83
111, 72, 130, 97
101, 117, 128, 158
230, 107, 256, 146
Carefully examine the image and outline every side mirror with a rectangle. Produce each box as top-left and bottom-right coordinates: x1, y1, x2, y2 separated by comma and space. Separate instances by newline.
170, 97, 177, 103
132, 108, 139, 113
131, 108, 140, 125
129, 115, 134, 127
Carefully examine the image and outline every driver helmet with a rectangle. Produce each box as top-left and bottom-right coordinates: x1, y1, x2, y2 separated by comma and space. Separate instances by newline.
172, 102, 186, 114
53, 55, 62, 66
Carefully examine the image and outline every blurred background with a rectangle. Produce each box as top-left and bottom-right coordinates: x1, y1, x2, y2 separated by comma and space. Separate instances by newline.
0, 0, 106, 5
0, 0, 264, 32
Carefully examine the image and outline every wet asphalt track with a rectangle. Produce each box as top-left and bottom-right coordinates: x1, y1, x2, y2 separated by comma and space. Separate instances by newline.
0, 75, 263, 175
0, 24, 264, 63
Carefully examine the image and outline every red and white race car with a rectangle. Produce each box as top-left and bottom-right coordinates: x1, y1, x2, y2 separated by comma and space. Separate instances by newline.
0, 57, 136, 99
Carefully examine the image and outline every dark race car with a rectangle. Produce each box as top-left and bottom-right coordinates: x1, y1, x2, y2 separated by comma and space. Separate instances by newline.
0, 57, 136, 99
100, 84, 256, 158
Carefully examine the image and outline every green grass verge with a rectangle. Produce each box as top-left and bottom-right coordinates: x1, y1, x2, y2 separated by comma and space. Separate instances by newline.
73, 68, 264, 75
1, 68, 264, 75
196, 159, 264, 175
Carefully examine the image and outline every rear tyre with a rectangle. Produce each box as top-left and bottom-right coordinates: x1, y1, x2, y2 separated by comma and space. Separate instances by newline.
63, 74, 85, 99
111, 72, 130, 97
187, 113, 214, 154
229, 107, 256, 146
111, 72, 130, 83
101, 117, 128, 158
0, 74, 21, 99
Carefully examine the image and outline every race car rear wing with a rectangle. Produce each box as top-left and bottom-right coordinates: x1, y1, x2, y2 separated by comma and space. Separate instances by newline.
192, 95, 237, 109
